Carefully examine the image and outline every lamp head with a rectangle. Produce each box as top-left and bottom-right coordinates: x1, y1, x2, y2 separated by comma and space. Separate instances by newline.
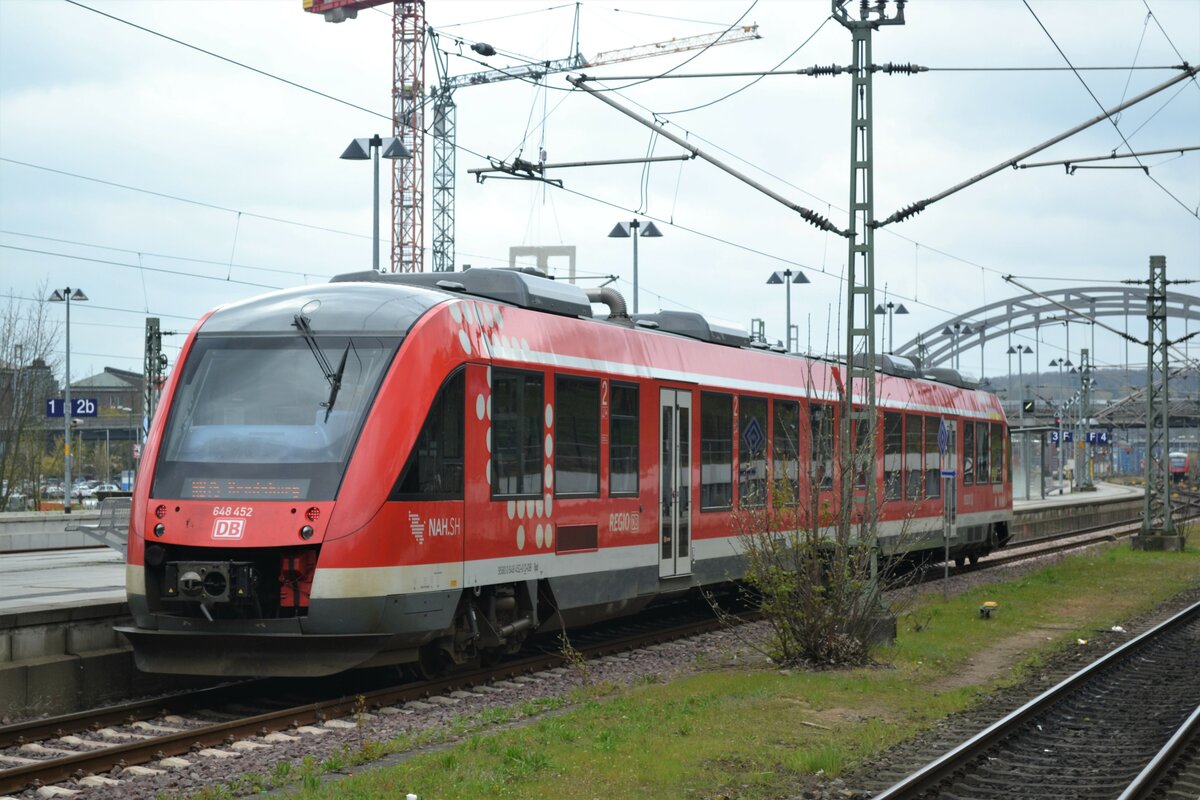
382, 137, 411, 159
791, 271, 809, 284
767, 272, 785, 285
874, 304, 886, 315
608, 222, 631, 239
340, 138, 371, 160
894, 303, 908, 314
640, 221, 663, 238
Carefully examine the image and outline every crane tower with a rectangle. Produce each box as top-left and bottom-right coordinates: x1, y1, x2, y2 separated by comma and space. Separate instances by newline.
304, 1, 759, 273
304, 0, 427, 272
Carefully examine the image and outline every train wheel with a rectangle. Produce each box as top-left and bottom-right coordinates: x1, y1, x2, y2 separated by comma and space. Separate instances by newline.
954, 555, 965, 568
968, 552, 980, 566
416, 643, 448, 680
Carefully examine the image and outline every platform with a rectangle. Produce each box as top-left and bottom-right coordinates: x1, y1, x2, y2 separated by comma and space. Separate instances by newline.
1014, 480, 1143, 512
0, 548, 126, 616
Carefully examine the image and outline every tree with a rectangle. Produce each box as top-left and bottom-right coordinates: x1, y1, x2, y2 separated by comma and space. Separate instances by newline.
0, 285, 61, 509
719, 377, 917, 668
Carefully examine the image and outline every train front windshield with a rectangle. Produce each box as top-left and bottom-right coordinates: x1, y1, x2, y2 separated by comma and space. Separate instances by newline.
152, 335, 399, 501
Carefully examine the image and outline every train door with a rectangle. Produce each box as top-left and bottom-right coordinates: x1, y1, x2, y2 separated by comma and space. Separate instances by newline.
659, 388, 693, 578
941, 419, 957, 556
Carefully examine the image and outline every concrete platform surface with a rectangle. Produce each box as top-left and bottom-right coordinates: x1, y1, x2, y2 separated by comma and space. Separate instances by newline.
0, 548, 125, 616
1014, 480, 1143, 512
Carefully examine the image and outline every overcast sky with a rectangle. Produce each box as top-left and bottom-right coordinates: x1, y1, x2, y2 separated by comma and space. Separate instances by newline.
1, 0, 1197, 390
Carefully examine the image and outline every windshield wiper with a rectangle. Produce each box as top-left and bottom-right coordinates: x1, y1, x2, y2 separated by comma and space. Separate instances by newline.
292, 314, 351, 422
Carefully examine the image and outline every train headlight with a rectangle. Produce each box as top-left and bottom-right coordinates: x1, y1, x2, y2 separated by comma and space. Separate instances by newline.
153, 523, 165, 537
300, 525, 314, 540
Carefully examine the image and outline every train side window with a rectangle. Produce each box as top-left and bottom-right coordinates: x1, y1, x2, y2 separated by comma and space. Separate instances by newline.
700, 392, 733, 510
975, 421, 990, 485
390, 368, 465, 500
739, 395, 768, 508
854, 413, 871, 488
609, 383, 639, 497
883, 412, 903, 501
924, 416, 941, 498
555, 375, 600, 496
989, 423, 1004, 484
773, 400, 800, 505
962, 421, 975, 485
492, 369, 544, 498
905, 414, 923, 500
810, 404, 835, 490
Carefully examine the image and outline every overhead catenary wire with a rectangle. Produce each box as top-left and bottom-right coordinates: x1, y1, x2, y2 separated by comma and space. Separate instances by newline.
41, 0, 1189, 304
16, 0, 1190, 376
62, 0, 391, 122
1021, 1, 1198, 220
591, 64, 1185, 81
0, 159, 375, 243
874, 64, 1200, 228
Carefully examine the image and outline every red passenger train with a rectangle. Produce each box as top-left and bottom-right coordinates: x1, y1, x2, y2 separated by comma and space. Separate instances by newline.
119, 269, 1012, 676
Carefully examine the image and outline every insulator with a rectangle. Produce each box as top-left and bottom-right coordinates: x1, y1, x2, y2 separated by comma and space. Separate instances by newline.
801, 208, 839, 234
878, 62, 926, 74
802, 65, 842, 77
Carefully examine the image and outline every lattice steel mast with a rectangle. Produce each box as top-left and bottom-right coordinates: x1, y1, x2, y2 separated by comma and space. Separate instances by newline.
832, 0, 905, 538
393, 2, 426, 272
1141, 255, 1174, 536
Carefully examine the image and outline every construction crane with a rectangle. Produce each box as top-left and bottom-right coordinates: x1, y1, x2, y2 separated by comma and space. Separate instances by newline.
429, 21, 761, 272
304, 0, 426, 272
303, 0, 760, 273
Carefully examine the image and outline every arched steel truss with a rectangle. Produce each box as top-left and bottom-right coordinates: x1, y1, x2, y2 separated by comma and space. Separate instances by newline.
895, 287, 1200, 370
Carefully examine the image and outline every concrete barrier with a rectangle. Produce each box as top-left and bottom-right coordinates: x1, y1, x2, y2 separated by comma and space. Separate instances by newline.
0, 510, 106, 552
1010, 497, 1144, 544
0, 601, 208, 719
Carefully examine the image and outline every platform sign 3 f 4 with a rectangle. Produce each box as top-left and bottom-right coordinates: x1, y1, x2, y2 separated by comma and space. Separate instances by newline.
46, 397, 99, 417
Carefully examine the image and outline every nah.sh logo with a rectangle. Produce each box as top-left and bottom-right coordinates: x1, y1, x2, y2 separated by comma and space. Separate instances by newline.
212, 518, 246, 540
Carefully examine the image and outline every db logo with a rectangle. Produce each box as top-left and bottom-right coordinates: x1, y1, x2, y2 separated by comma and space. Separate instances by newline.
212, 518, 246, 540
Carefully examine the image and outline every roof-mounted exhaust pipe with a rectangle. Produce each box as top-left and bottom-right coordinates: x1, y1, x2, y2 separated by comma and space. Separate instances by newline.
585, 287, 629, 320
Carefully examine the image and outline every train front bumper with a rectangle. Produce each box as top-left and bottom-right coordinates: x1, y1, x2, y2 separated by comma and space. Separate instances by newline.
115, 624, 393, 677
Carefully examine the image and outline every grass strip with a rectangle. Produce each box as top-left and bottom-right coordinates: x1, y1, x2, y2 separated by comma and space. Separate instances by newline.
191, 543, 1200, 800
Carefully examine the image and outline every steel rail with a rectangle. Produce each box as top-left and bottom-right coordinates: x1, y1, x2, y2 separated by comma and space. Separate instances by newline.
1117, 703, 1200, 800
0, 681, 261, 750
872, 599, 1200, 799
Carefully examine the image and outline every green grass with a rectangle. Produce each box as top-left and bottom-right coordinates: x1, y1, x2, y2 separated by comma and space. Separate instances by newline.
228, 545, 1200, 800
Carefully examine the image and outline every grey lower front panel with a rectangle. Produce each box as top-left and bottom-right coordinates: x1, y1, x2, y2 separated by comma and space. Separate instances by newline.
115, 626, 394, 677
119, 589, 461, 677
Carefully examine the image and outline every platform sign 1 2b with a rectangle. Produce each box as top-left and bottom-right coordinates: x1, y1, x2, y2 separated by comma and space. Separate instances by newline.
46, 397, 99, 417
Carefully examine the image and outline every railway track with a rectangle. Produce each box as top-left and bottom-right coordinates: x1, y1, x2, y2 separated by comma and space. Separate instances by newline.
872, 599, 1200, 800
0, 601, 727, 795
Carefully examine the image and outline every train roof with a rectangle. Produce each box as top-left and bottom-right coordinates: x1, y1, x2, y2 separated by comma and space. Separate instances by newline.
332, 268, 594, 318
323, 268, 988, 399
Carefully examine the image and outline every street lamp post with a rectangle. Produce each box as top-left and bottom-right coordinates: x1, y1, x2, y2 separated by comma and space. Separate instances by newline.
941, 322, 972, 371
1049, 356, 1072, 494
341, 135, 411, 272
1007, 344, 1033, 498
767, 269, 810, 352
49, 287, 88, 514
873, 299, 908, 355
607, 220, 662, 315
